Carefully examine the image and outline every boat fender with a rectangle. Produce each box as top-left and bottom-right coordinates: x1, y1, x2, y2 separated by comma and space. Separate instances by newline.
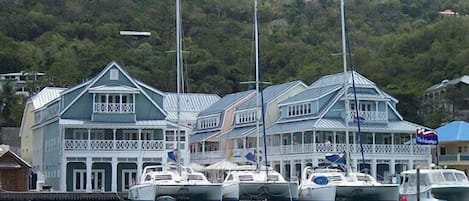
156, 195, 176, 201
312, 176, 329, 185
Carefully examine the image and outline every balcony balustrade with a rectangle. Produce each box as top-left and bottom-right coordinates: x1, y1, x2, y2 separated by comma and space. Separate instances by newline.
93, 103, 134, 113
64, 139, 165, 151
439, 153, 469, 163
190, 143, 431, 161
345, 111, 387, 122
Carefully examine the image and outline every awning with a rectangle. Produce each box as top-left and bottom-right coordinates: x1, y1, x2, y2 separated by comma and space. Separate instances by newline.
190, 131, 220, 143
218, 126, 256, 139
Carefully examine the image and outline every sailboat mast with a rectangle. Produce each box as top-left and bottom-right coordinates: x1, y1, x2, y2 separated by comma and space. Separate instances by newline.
176, 0, 182, 174
340, 0, 351, 174
254, 0, 261, 168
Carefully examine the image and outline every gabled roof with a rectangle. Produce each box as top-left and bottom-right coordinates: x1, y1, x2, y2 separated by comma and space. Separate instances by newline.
237, 80, 306, 110
59, 61, 167, 117
310, 71, 376, 88
0, 147, 31, 168
436, 121, 469, 142
198, 90, 255, 116
31, 87, 66, 109
88, 85, 139, 93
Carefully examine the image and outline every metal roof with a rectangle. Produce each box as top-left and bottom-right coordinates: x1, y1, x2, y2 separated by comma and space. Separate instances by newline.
426, 75, 469, 92
58, 119, 170, 128
436, 121, 469, 142
314, 119, 420, 133
218, 126, 256, 139
237, 80, 305, 110
310, 71, 376, 88
199, 90, 255, 116
280, 84, 341, 105
190, 131, 220, 143
266, 119, 316, 135
31, 87, 66, 109
164, 93, 220, 112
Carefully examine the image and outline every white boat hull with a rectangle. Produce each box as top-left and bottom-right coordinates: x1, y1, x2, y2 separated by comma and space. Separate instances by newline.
298, 185, 336, 201
401, 186, 469, 201
336, 184, 399, 201
128, 183, 223, 201
237, 182, 298, 201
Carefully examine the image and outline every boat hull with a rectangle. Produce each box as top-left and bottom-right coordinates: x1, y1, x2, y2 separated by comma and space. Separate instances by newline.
298, 185, 336, 201
128, 183, 223, 201
237, 182, 298, 201
336, 184, 399, 201
401, 186, 469, 201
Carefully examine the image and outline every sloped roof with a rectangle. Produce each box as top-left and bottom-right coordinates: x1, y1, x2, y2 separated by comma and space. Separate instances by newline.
0, 146, 31, 168
280, 84, 341, 105
218, 126, 256, 139
88, 85, 139, 93
199, 90, 255, 116
164, 93, 220, 112
190, 131, 220, 143
436, 121, 469, 142
426, 75, 469, 92
31, 87, 66, 109
237, 80, 306, 110
310, 71, 376, 88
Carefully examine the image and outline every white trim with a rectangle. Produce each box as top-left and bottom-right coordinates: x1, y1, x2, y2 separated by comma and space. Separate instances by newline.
60, 61, 168, 117
73, 169, 87, 191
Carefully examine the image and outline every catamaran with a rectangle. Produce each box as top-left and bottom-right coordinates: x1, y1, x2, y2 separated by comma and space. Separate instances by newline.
128, 0, 222, 200
298, 0, 399, 200
220, 1, 298, 201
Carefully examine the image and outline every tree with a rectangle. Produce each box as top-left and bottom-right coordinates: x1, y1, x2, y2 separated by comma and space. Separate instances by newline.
0, 81, 21, 126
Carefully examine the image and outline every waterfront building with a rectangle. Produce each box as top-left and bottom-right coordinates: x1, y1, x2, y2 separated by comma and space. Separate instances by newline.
436, 121, 469, 173
29, 61, 212, 192
191, 71, 432, 182
191, 80, 307, 164
20, 87, 65, 165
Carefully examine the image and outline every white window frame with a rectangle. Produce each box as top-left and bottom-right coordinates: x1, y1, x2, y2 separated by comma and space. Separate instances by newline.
73, 169, 86, 191
123, 130, 138, 140
287, 103, 312, 117
73, 129, 88, 140
91, 169, 105, 191
122, 169, 137, 191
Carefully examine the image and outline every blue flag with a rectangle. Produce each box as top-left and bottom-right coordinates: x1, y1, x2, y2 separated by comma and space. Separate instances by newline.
325, 152, 346, 164
168, 150, 177, 162
245, 152, 256, 163
416, 128, 438, 145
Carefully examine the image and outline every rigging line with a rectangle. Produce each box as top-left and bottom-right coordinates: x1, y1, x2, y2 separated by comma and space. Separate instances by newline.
343, 2, 366, 166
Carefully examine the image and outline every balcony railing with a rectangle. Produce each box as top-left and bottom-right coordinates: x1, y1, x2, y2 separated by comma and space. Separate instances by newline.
93, 103, 134, 113
345, 111, 387, 122
190, 143, 431, 161
440, 154, 469, 163
64, 140, 165, 151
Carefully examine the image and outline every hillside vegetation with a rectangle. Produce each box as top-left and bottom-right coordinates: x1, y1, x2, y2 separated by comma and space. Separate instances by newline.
1, 0, 469, 127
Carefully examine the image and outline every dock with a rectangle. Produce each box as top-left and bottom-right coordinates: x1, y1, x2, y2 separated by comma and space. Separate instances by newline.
0, 192, 128, 201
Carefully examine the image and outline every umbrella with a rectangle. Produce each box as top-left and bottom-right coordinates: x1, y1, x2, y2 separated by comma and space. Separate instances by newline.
205, 160, 239, 170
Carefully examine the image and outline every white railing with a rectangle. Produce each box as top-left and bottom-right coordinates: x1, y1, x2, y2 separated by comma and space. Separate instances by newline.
190, 143, 432, 161
93, 103, 134, 113
346, 111, 387, 122
64, 140, 165, 151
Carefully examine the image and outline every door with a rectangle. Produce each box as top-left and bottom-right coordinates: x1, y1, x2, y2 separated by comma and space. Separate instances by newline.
122, 169, 137, 191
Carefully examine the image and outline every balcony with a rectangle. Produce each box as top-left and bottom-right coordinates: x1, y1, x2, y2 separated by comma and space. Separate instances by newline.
93, 103, 134, 113
190, 143, 431, 162
439, 154, 469, 164
345, 110, 387, 123
64, 140, 165, 151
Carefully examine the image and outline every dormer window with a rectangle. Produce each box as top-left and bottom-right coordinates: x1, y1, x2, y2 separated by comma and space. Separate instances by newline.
234, 109, 257, 124
198, 115, 219, 129
287, 103, 311, 117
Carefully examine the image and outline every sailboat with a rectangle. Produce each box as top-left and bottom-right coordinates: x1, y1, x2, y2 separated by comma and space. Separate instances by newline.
128, 0, 222, 201
298, 1, 399, 201
221, 1, 298, 201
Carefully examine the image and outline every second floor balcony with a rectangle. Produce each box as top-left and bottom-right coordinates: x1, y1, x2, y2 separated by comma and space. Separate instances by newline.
64, 139, 185, 151
345, 110, 388, 123
191, 143, 431, 161
93, 103, 134, 113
